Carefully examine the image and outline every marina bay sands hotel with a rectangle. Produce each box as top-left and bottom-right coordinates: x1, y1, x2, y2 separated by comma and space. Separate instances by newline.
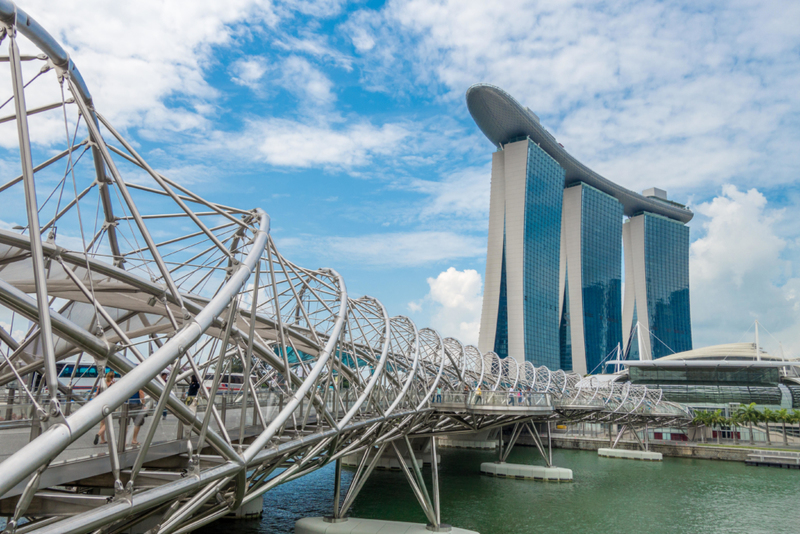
467, 84, 693, 374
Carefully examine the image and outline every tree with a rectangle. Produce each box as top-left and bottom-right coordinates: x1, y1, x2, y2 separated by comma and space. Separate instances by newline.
761, 407, 777, 445
710, 410, 725, 445
729, 411, 740, 445
775, 409, 791, 446
737, 403, 760, 445
692, 410, 710, 443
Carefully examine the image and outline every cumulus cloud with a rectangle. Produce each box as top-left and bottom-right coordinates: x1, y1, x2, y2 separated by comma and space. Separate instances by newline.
279, 56, 336, 106
420, 267, 482, 345
344, 0, 800, 195
231, 56, 270, 89
690, 185, 800, 355
6, 0, 279, 137
214, 117, 410, 168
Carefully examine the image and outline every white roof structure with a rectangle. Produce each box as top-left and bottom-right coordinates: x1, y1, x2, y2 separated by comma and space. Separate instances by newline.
466, 84, 693, 223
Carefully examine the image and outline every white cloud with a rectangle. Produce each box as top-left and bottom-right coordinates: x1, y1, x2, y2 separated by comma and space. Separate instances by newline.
278, 231, 485, 267
280, 56, 336, 105
274, 34, 354, 70
423, 267, 482, 345
345, 0, 800, 194
281, 0, 348, 18
231, 56, 270, 89
406, 166, 490, 223
3, 0, 279, 139
689, 185, 800, 356
214, 117, 410, 168
691, 186, 785, 287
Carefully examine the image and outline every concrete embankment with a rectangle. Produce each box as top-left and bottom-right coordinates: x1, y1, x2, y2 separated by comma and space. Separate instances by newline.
497, 428, 784, 462
549, 436, 762, 462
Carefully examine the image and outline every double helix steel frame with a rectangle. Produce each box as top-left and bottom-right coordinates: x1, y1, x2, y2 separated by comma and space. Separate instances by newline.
0, 3, 691, 533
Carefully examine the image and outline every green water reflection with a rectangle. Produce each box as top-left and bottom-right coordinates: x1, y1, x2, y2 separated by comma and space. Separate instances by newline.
199, 447, 799, 534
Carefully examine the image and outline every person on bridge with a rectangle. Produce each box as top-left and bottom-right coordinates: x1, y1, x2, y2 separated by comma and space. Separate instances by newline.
161, 371, 169, 420
475, 385, 482, 404
436, 386, 442, 403
94, 371, 115, 445
186, 375, 200, 413
130, 389, 147, 447
508, 387, 515, 406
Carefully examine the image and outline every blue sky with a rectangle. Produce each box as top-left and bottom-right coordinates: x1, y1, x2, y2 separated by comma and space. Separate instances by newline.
4, 0, 800, 356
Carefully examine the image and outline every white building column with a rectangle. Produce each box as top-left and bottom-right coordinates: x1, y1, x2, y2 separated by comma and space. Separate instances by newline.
478, 150, 506, 355
562, 186, 586, 374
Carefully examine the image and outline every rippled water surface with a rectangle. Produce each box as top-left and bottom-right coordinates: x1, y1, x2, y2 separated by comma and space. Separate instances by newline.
197, 447, 800, 534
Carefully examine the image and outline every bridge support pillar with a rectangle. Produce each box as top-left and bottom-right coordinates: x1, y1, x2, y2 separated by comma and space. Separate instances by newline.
478, 422, 573, 481
229, 497, 264, 519
437, 430, 497, 450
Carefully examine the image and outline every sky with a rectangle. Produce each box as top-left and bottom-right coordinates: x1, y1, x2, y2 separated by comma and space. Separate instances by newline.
2, 0, 800, 358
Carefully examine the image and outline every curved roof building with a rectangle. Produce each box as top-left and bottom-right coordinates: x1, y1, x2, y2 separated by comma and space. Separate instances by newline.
468, 84, 693, 374
466, 84, 693, 224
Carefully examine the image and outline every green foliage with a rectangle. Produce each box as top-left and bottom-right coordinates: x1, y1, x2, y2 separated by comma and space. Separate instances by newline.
775, 408, 791, 423
736, 402, 759, 424
760, 407, 777, 424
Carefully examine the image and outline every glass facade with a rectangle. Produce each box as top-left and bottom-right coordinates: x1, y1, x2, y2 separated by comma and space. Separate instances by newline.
642, 213, 692, 358
494, 239, 509, 359
629, 366, 780, 386
522, 140, 564, 368
579, 184, 623, 374
559, 281, 572, 371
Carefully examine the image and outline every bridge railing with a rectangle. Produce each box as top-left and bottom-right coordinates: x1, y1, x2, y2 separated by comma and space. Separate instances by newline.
435, 391, 551, 408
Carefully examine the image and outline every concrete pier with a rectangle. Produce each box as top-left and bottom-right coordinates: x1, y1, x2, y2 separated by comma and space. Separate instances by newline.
480, 462, 573, 481
598, 448, 663, 461
342, 452, 438, 470
228, 497, 265, 518
438, 430, 498, 450
296, 517, 479, 533
437, 437, 497, 450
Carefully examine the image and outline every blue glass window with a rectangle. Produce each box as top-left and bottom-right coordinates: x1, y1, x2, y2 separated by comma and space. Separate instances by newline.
579, 184, 623, 374
494, 238, 509, 359
642, 213, 692, 358
522, 140, 564, 368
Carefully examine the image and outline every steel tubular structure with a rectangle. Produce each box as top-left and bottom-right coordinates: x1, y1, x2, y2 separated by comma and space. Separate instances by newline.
0, 4, 691, 532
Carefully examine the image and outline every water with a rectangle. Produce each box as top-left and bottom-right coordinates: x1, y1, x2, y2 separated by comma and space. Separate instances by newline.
197, 447, 800, 534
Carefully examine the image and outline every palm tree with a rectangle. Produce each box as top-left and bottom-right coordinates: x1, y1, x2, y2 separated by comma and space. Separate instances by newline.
692, 410, 710, 443
710, 410, 725, 445
776, 409, 791, 446
737, 403, 760, 444
691, 411, 702, 442
729, 412, 740, 445
761, 408, 777, 445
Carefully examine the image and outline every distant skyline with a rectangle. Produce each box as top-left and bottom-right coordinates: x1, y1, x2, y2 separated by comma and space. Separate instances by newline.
1, 0, 799, 357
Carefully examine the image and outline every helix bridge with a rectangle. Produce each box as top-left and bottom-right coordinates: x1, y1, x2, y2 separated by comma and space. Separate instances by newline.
0, 2, 691, 533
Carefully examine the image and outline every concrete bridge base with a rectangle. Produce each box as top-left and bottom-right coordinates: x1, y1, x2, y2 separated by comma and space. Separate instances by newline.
437, 437, 497, 450
438, 430, 498, 450
480, 462, 573, 481
228, 497, 265, 518
296, 517, 479, 533
598, 448, 662, 461
342, 451, 438, 470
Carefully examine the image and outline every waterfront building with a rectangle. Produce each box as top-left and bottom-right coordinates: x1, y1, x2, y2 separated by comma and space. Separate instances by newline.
560, 183, 624, 373
466, 84, 693, 372
622, 207, 693, 361
478, 138, 564, 368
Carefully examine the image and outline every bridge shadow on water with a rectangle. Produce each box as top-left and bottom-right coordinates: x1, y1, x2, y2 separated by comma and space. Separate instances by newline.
197, 447, 799, 534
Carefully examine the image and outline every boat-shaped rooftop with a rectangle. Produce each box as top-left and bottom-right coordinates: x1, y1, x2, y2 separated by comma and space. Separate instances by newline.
466, 84, 693, 223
